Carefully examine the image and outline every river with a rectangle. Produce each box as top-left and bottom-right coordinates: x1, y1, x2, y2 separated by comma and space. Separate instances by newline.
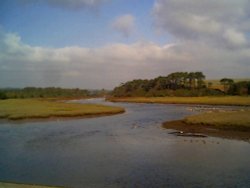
0, 99, 250, 188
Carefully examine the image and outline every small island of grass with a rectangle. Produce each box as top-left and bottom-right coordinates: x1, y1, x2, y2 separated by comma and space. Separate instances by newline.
163, 110, 250, 141
0, 99, 125, 121
184, 110, 250, 131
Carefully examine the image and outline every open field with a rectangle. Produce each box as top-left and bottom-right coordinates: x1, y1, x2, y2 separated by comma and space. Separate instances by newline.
0, 99, 124, 120
109, 96, 250, 106
0, 182, 61, 188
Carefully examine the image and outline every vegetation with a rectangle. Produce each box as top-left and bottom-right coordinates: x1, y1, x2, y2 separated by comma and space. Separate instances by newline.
0, 99, 124, 120
228, 81, 250, 95
0, 91, 7, 99
112, 72, 250, 97
0, 87, 111, 99
207, 79, 250, 95
220, 78, 234, 93
0, 87, 90, 99
0, 182, 61, 188
112, 72, 223, 97
184, 110, 250, 131
109, 96, 250, 106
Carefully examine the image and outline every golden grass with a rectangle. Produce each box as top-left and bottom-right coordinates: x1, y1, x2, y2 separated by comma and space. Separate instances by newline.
0, 182, 61, 188
109, 96, 250, 106
184, 110, 250, 131
0, 99, 124, 120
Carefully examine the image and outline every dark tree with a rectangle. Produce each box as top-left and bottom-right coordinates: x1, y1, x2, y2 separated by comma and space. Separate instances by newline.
220, 78, 234, 93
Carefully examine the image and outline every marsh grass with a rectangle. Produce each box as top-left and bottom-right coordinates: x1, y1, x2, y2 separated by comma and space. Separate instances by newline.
109, 96, 250, 106
0, 99, 124, 120
184, 111, 250, 131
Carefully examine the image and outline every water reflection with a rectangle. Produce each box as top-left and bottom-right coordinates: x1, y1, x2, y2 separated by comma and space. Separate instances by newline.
0, 99, 249, 188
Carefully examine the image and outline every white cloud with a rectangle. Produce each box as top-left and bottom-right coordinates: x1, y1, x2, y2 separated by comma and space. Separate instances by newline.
223, 29, 247, 47
1, 30, 250, 89
153, 0, 250, 48
111, 14, 136, 37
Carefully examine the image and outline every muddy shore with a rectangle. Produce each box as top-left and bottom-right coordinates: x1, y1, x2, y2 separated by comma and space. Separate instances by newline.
163, 120, 250, 142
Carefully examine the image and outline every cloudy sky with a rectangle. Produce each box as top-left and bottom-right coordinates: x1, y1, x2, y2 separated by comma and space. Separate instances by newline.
0, 0, 250, 89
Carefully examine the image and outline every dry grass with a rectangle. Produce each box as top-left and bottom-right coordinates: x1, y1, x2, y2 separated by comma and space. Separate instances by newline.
0, 99, 124, 120
109, 96, 250, 106
184, 110, 250, 131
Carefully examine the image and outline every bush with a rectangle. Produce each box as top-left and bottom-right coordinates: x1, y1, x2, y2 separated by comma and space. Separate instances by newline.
0, 91, 7, 100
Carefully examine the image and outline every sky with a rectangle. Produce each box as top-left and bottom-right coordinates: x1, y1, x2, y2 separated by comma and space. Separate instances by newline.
0, 0, 250, 89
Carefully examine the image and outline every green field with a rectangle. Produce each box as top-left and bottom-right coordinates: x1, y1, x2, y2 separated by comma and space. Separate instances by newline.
184, 110, 250, 131
0, 99, 124, 120
109, 96, 250, 106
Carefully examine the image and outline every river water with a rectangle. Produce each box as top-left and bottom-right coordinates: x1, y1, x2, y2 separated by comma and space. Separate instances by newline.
0, 99, 249, 188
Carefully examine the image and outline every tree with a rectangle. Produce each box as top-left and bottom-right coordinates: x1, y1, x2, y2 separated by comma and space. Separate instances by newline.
111, 71, 211, 97
229, 81, 250, 95
0, 91, 7, 99
195, 72, 206, 89
220, 78, 234, 93
187, 72, 196, 89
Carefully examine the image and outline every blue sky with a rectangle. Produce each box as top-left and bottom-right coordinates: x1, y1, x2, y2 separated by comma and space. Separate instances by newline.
0, 0, 249, 89
0, 0, 169, 47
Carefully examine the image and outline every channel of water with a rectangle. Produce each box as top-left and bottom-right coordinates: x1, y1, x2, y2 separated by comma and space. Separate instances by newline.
0, 99, 249, 187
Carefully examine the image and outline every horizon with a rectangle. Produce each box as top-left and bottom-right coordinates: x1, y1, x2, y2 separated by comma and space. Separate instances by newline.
1, 76, 249, 91
1, 0, 250, 89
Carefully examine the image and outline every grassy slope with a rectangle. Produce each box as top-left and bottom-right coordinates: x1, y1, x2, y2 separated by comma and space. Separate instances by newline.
109, 96, 250, 106
0, 99, 124, 120
184, 111, 250, 131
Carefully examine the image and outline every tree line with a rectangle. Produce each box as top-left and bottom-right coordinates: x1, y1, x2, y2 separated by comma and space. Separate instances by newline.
220, 78, 250, 95
0, 73, 249, 99
112, 72, 250, 97
0, 87, 90, 99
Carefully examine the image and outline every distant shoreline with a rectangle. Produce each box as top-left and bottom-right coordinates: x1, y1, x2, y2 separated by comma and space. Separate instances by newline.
108, 96, 250, 106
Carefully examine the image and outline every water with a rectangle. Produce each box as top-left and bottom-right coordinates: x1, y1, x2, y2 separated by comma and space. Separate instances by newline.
0, 99, 250, 188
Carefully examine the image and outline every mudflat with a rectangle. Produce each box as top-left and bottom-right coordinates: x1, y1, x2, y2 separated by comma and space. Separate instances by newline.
163, 120, 250, 142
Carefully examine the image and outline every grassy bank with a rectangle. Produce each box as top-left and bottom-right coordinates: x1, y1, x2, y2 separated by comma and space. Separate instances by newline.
0, 182, 61, 188
108, 96, 250, 106
0, 99, 124, 120
162, 111, 250, 141
184, 111, 250, 131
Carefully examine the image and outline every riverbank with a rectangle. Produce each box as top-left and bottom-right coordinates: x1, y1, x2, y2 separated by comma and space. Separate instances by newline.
0, 99, 125, 120
0, 182, 61, 188
108, 96, 250, 106
163, 110, 250, 141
